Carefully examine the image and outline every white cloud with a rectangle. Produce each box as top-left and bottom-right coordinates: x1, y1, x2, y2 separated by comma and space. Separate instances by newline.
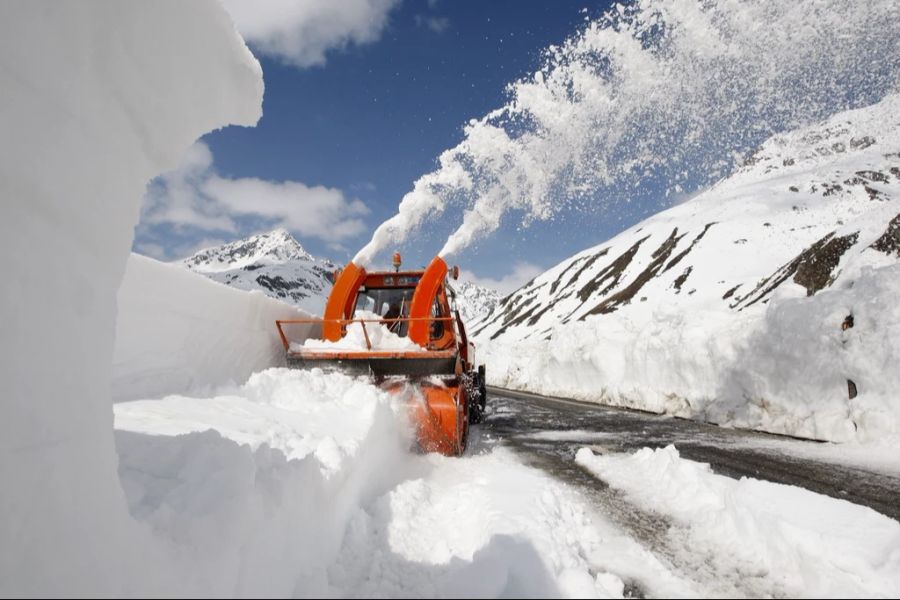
204, 175, 369, 240
461, 261, 544, 295
141, 142, 237, 233
414, 14, 450, 34
133, 241, 167, 261
139, 141, 369, 247
221, 0, 401, 68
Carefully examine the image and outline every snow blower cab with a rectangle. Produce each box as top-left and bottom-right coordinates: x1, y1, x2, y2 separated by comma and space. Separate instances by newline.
276, 255, 487, 456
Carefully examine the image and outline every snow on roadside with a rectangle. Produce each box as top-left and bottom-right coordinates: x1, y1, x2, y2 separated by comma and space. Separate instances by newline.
725, 433, 900, 479
115, 368, 419, 596
115, 368, 406, 474
115, 368, 696, 598
576, 445, 900, 598
332, 446, 697, 599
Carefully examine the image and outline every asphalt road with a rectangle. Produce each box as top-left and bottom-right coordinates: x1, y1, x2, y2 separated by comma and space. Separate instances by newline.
480, 387, 900, 523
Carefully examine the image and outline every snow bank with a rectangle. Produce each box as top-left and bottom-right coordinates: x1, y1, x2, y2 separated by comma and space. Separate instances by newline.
113, 253, 310, 402
481, 252, 900, 443
330, 445, 695, 598
296, 310, 425, 353
0, 1, 262, 594
115, 368, 417, 596
115, 369, 697, 598
576, 446, 900, 597
718, 260, 900, 442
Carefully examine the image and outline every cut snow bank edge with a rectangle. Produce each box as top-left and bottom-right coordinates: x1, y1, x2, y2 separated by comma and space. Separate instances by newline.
481, 257, 900, 444
0, 1, 263, 595
113, 253, 311, 402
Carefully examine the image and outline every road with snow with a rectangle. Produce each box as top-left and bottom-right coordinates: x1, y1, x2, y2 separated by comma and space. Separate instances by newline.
482, 388, 900, 522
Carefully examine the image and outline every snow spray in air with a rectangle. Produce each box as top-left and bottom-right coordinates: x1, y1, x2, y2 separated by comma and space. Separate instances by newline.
353, 0, 900, 266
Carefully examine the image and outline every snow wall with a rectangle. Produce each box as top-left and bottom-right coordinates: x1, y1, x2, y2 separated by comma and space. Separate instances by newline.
112, 254, 315, 403
480, 250, 900, 444
0, 2, 263, 594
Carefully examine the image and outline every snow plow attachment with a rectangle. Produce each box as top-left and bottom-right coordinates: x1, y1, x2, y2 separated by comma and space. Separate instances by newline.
276, 255, 485, 456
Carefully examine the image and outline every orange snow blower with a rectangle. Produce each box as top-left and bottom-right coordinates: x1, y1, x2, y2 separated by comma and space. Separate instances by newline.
275, 255, 486, 456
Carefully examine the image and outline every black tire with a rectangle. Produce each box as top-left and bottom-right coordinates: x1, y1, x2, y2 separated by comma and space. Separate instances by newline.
468, 366, 487, 424
458, 399, 469, 455
478, 365, 487, 412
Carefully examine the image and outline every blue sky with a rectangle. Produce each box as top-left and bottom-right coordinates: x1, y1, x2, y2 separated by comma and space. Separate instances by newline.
135, 0, 665, 290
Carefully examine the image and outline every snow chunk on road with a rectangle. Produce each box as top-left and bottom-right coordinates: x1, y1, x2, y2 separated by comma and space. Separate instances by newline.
331, 446, 695, 598
576, 445, 900, 598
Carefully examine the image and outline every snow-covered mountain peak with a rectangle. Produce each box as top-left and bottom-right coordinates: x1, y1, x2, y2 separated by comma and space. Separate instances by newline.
179, 229, 336, 312
178, 229, 504, 320
734, 93, 899, 187
183, 228, 316, 273
450, 280, 501, 324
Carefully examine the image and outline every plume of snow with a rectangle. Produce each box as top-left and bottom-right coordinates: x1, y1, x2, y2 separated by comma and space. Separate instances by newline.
353, 0, 900, 265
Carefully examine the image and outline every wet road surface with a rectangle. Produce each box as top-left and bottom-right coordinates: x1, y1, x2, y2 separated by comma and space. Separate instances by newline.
481, 387, 900, 523
471, 387, 900, 597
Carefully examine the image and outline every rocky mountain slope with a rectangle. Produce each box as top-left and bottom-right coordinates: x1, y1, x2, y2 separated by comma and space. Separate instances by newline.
450, 280, 501, 324
474, 93, 900, 443
181, 229, 337, 313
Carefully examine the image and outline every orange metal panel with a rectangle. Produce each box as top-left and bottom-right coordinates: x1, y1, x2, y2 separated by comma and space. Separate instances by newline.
322, 262, 366, 341
408, 256, 448, 346
384, 381, 467, 456
287, 349, 457, 360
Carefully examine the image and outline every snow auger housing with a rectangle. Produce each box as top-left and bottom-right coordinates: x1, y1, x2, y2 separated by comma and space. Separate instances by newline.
275, 256, 487, 456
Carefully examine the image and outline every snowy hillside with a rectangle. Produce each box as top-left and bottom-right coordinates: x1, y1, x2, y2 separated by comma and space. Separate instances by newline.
451, 280, 501, 323
476, 93, 900, 443
182, 229, 337, 313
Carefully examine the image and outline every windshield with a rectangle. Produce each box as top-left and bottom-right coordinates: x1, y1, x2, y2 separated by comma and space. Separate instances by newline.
355, 287, 415, 336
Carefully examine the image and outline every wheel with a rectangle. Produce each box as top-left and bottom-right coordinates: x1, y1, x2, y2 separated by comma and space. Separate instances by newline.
468, 366, 487, 424
478, 364, 487, 412
457, 387, 470, 455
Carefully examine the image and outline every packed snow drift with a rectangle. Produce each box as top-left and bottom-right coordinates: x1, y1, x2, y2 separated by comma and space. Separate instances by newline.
112, 368, 690, 598
577, 445, 900, 597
